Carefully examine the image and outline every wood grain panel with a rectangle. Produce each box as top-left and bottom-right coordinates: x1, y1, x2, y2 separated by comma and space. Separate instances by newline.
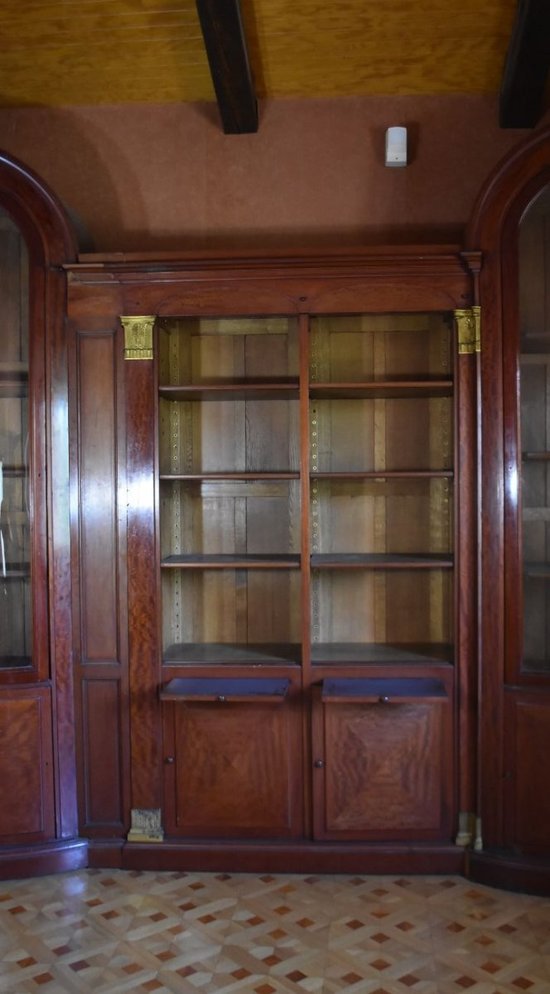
81, 678, 123, 829
77, 330, 118, 664
0, 688, 54, 841
126, 355, 162, 811
313, 695, 453, 840
163, 696, 303, 837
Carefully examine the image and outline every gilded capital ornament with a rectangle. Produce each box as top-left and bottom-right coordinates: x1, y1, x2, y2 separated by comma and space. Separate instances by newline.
121, 315, 156, 360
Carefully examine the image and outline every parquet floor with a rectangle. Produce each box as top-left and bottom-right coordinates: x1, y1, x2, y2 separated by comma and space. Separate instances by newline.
0, 869, 549, 993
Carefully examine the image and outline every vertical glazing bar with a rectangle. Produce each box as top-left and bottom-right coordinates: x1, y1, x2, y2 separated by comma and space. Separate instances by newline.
299, 312, 311, 685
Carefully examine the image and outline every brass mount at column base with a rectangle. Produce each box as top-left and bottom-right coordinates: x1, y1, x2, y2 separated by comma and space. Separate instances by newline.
127, 808, 164, 843
455, 811, 477, 847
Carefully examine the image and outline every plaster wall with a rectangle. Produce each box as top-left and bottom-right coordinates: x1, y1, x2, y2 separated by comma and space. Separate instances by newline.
0, 94, 536, 252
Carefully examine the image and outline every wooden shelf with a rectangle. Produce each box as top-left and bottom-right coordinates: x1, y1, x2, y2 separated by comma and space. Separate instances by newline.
321, 676, 448, 703
159, 381, 299, 401
161, 554, 301, 569
0, 655, 32, 668
0, 464, 27, 477
523, 507, 550, 521
309, 379, 453, 399
160, 676, 290, 703
1, 564, 30, 579
520, 342, 550, 354
521, 659, 550, 674
0, 361, 28, 374
0, 364, 29, 402
163, 642, 301, 665
524, 563, 550, 578
311, 642, 453, 666
310, 470, 453, 480
310, 553, 453, 569
160, 471, 300, 481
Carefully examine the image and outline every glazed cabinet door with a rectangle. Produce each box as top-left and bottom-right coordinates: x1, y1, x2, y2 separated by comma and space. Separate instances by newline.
0, 210, 47, 680
0, 155, 81, 876
307, 309, 467, 844
500, 184, 550, 853
157, 316, 304, 841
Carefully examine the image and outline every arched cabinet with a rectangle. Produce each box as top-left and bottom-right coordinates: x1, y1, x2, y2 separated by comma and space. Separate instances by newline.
468, 127, 550, 893
0, 153, 86, 877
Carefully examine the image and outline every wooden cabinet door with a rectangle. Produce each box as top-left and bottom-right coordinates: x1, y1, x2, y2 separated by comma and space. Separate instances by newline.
0, 687, 54, 843
311, 679, 454, 841
504, 692, 550, 853
162, 690, 303, 839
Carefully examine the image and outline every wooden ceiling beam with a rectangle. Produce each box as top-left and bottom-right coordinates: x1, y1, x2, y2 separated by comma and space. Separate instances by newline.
195, 0, 258, 134
500, 0, 550, 127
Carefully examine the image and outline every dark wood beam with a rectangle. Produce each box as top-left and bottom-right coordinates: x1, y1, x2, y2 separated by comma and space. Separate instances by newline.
195, 0, 258, 134
500, 0, 550, 127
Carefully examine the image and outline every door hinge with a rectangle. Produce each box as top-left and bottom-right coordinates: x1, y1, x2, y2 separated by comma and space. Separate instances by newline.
455, 306, 481, 355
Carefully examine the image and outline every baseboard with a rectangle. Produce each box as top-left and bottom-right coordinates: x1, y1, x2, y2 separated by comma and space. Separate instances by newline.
0, 838, 88, 880
467, 849, 550, 896
109, 840, 466, 875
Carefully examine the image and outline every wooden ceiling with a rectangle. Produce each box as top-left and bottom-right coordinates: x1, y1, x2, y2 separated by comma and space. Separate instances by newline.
1, 1, 548, 132
0, 0, 517, 107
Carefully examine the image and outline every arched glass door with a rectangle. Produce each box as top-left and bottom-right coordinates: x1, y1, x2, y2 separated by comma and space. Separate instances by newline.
0, 208, 31, 669
517, 185, 550, 676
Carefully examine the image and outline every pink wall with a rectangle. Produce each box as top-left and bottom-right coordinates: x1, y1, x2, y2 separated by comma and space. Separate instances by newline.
0, 94, 538, 253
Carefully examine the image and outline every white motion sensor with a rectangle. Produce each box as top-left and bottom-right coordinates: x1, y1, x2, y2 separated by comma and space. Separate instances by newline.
385, 126, 407, 168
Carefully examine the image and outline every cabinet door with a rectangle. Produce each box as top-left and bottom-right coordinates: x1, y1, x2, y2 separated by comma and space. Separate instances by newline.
498, 185, 550, 855
311, 678, 454, 840
510, 185, 550, 683
162, 679, 303, 838
504, 692, 550, 853
0, 687, 54, 842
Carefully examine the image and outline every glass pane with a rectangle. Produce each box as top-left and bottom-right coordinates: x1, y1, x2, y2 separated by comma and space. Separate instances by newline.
158, 315, 301, 668
0, 210, 31, 668
309, 312, 454, 667
309, 312, 453, 382
519, 187, 550, 673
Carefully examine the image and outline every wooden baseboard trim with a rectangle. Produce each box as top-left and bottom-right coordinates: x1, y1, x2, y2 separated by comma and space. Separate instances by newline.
87, 839, 125, 868
467, 850, 550, 896
110, 841, 465, 876
6, 838, 550, 895
0, 839, 88, 880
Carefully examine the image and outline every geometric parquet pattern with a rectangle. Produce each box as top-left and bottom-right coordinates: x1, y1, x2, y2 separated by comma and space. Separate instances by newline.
1, 869, 549, 993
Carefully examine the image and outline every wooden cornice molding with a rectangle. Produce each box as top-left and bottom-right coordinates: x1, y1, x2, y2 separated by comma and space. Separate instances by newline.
500, 0, 550, 128
195, 0, 258, 134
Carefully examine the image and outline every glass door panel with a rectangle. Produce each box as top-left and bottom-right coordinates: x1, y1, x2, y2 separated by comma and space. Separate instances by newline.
0, 211, 31, 668
519, 186, 550, 674
309, 312, 455, 668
